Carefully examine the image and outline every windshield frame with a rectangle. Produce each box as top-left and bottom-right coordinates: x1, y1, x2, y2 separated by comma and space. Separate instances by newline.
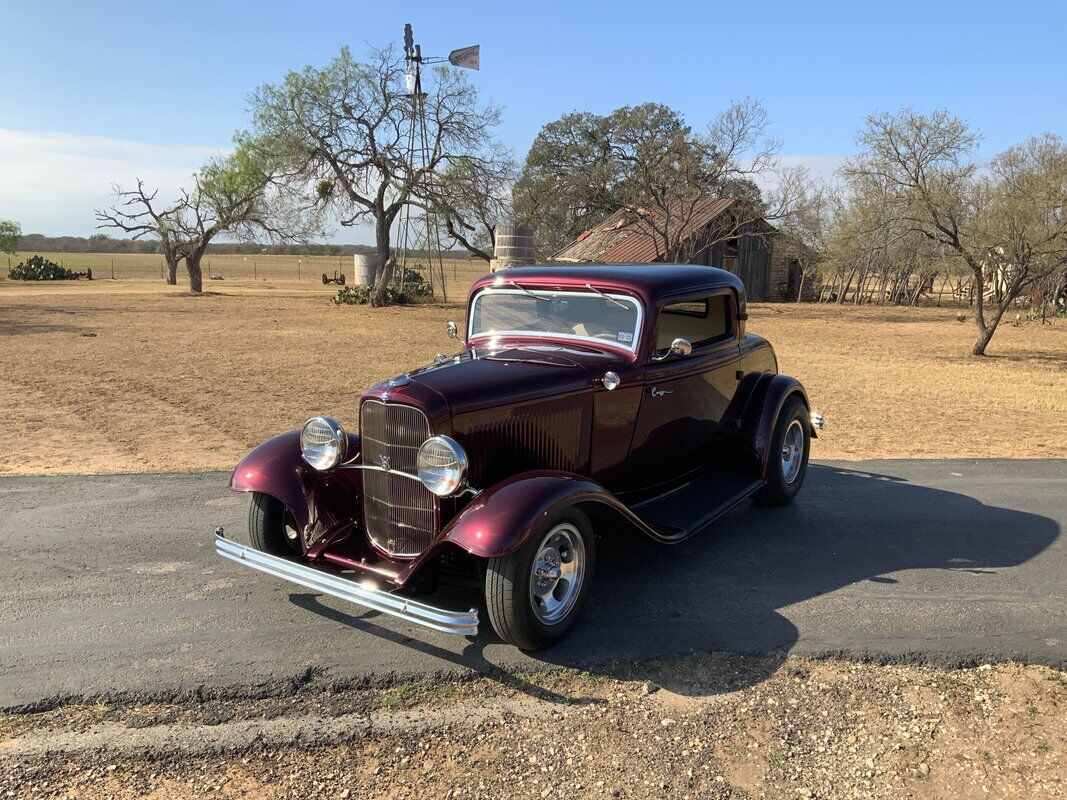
467, 287, 645, 354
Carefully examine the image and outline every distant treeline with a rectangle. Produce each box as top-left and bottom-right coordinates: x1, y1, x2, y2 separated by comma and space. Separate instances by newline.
17, 233, 474, 259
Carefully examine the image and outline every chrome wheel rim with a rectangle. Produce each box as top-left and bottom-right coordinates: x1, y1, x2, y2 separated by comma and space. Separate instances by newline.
529, 523, 586, 625
781, 419, 805, 484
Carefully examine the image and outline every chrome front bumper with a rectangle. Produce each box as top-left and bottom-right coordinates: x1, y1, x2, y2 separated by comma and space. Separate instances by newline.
214, 529, 478, 636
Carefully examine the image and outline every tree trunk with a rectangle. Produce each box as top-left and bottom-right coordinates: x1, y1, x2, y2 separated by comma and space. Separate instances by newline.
795, 266, 805, 303
164, 248, 180, 286
186, 249, 205, 294
371, 217, 394, 307
839, 266, 857, 304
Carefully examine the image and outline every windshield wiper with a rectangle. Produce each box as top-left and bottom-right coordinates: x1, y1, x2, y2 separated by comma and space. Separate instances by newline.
503, 280, 555, 302
585, 283, 628, 309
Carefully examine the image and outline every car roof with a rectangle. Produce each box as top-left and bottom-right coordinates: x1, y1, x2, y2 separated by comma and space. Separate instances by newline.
472, 263, 747, 308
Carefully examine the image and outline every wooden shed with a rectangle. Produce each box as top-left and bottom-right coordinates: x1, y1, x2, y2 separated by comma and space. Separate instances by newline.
553, 197, 779, 301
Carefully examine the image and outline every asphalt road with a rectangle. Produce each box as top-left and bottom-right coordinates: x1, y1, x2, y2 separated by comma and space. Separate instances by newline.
1, 460, 1063, 710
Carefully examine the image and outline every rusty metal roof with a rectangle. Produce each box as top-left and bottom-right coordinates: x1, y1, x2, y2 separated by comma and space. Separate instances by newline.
553, 198, 736, 264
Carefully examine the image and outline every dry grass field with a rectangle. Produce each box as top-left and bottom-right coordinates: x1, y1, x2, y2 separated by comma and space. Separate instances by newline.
1, 277, 1064, 476
5, 251, 485, 301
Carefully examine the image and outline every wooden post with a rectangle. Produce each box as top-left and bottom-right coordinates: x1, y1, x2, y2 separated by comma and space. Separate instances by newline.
254, 261, 257, 280
111, 259, 115, 280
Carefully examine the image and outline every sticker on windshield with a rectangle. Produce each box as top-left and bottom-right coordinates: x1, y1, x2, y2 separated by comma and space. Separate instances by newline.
616, 331, 634, 344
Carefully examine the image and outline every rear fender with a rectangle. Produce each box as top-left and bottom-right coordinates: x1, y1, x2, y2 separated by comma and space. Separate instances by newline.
229, 431, 362, 551
733, 374, 809, 477
430, 471, 679, 563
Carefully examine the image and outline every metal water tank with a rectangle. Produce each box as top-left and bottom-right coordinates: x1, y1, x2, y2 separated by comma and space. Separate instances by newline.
491, 226, 536, 271
353, 253, 383, 285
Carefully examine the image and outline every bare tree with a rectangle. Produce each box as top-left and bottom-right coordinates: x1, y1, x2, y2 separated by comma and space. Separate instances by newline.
774, 173, 839, 301
97, 142, 309, 293
426, 147, 517, 261
95, 182, 185, 284
248, 45, 504, 305
844, 110, 1067, 355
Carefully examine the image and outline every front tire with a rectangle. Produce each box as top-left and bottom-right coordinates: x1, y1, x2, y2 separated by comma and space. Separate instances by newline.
485, 508, 596, 650
248, 492, 303, 556
753, 395, 811, 506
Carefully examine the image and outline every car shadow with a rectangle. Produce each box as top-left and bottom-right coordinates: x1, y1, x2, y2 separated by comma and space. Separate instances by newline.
530, 463, 1060, 693
287, 592, 602, 707
292, 464, 1060, 699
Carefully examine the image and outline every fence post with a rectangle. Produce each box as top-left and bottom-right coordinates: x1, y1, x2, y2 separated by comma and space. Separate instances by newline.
111, 259, 115, 280
254, 260, 257, 280
160, 260, 164, 280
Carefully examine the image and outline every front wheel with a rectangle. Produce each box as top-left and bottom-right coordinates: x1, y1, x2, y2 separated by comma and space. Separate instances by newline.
248, 492, 303, 555
753, 395, 811, 506
485, 508, 596, 650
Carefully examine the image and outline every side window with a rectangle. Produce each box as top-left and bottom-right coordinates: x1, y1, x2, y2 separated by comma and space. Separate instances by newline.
656, 294, 733, 353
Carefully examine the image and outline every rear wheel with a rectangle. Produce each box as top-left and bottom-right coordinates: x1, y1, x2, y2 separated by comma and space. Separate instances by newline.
753, 395, 811, 506
485, 508, 595, 650
248, 492, 302, 555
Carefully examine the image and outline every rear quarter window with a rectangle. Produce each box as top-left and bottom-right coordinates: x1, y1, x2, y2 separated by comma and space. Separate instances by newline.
656, 295, 733, 353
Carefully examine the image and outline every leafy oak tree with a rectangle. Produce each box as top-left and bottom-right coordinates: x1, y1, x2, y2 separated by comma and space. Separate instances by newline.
513, 100, 804, 259
0, 219, 22, 254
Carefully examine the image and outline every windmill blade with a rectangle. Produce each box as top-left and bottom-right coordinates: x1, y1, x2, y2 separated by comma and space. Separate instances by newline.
403, 23, 414, 59
448, 45, 479, 70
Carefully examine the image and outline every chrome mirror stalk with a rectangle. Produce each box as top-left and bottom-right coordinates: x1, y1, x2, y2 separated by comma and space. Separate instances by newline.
651, 337, 693, 362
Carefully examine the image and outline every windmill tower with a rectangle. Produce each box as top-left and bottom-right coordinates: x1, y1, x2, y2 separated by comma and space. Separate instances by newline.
395, 24, 480, 302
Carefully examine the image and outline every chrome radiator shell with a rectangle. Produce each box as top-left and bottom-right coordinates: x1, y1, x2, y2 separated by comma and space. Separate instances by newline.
359, 400, 437, 557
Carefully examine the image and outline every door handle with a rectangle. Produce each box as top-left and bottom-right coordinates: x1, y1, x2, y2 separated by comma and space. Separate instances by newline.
648, 386, 673, 397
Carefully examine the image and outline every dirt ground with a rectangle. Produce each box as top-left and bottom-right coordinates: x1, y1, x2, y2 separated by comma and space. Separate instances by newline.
1, 278, 1065, 476
2, 656, 1064, 799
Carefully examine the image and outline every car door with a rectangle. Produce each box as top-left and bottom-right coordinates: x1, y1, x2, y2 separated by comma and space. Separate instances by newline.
625, 290, 741, 492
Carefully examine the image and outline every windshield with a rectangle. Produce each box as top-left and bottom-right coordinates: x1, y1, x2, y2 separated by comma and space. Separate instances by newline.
469, 288, 643, 351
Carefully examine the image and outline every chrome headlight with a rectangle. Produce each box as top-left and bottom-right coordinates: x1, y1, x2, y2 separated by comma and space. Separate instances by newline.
300, 416, 347, 471
416, 435, 468, 497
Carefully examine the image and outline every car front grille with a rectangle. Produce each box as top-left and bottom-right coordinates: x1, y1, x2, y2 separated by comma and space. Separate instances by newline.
359, 399, 436, 557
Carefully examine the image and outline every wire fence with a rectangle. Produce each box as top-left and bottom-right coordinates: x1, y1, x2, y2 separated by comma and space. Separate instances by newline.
2, 253, 493, 301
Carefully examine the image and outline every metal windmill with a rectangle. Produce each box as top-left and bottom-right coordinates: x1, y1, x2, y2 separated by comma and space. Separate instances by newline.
395, 23, 480, 301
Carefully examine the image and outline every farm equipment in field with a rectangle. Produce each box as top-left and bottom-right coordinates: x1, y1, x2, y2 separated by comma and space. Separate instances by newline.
66, 268, 92, 280
322, 271, 347, 286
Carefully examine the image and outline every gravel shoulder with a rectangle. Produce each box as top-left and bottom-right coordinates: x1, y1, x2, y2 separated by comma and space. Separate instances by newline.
2, 655, 1064, 800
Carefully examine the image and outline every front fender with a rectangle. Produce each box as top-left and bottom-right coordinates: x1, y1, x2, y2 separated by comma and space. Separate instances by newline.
433, 470, 677, 561
229, 430, 362, 544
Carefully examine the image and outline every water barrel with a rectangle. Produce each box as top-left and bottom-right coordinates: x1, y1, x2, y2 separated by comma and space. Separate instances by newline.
352, 253, 383, 285
491, 226, 536, 272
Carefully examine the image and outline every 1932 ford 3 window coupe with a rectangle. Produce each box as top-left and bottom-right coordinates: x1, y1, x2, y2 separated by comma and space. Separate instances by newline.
216, 264, 823, 650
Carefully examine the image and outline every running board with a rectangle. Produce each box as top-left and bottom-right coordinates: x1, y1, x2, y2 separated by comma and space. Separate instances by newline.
632, 469, 764, 538
214, 529, 478, 636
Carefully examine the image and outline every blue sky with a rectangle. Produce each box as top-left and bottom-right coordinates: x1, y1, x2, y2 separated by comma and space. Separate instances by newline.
2, 0, 1064, 240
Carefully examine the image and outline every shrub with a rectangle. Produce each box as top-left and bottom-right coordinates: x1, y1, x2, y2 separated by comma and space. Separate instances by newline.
9, 255, 69, 281
332, 285, 418, 305
392, 266, 432, 297
331, 267, 431, 305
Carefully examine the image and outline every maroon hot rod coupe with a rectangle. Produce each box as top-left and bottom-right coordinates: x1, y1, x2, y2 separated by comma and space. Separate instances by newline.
216, 264, 823, 649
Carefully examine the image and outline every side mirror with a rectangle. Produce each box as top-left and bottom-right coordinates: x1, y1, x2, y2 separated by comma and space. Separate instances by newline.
446, 321, 461, 341
652, 337, 693, 362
